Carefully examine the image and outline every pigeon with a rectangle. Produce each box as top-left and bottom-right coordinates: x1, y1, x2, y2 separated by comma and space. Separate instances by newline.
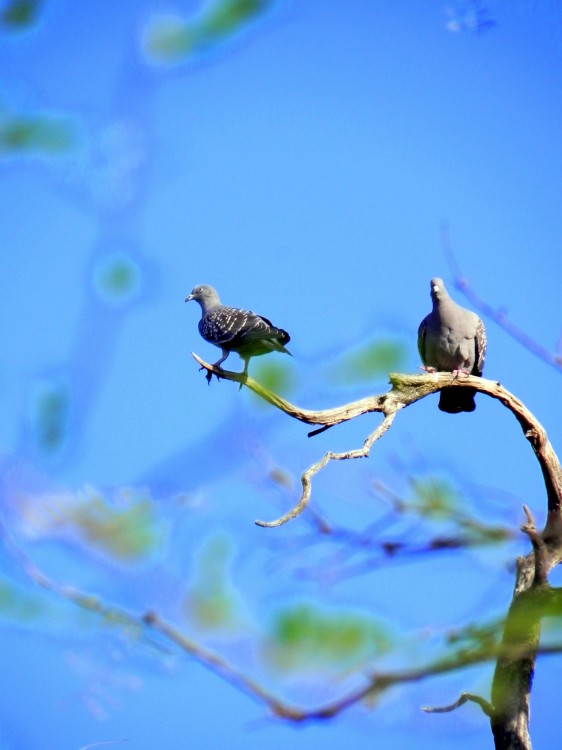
418, 277, 486, 413
186, 285, 292, 378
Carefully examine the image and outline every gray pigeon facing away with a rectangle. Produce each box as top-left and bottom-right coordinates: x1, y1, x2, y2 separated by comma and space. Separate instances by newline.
418, 277, 486, 413
186, 284, 291, 379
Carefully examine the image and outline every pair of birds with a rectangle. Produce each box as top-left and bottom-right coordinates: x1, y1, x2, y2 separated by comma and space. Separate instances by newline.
186, 278, 486, 413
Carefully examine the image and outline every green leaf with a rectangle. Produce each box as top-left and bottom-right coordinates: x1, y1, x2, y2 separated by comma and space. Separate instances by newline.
92, 253, 142, 307
409, 477, 459, 518
0, 113, 74, 155
143, 16, 199, 62
143, 0, 272, 64
29, 380, 70, 456
0, 577, 45, 622
330, 339, 407, 385
252, 360, 295, 396
200, 0, 271, 40
267, 603, 391, 671
0, 0, 40, 29
183, 535, 240, 630
66, 489, 163, 561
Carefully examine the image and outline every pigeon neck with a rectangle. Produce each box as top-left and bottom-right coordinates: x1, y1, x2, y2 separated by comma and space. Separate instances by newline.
199, 298, 221, 316
433, 294, 452, 311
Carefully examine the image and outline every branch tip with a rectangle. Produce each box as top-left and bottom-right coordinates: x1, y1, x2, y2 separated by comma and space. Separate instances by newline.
422, 692, 494, 718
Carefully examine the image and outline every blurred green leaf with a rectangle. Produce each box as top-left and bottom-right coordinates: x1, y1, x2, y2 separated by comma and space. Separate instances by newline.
330, 339, 407, 385
0, 113, 74, 155
0, 577, 44, 622
0, 0, 40, 29
200, 0, 271, 40
143, 16, 198, 61
268, 465, 293, 490
252, 360, 295, 396
409, 476, 459, 518
30, 381, 70, 456
184, 535, 240, 630
67, 490, 162, 561
447, 618, 503, 653
457, 517, 513, 544
92, 253, 142, 307
267, 603, 391, 671
143, 0, 272, 63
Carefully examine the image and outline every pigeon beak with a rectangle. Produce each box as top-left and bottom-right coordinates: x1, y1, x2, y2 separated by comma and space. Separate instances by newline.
185, 294, 194, 302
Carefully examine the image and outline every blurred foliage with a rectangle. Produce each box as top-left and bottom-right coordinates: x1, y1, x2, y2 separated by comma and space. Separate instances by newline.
92, 252, 142, 307
330, 339, 407, 385
409, 476, 459, 519
199, 0, 271, 39
267, 465, 294, 491
29, 380, 70, 457
375, 475, 514, 548
143, 0, 273, 64
0, 0, 40, 30
0, 576, 44, 622
0, 111, 74, 156
252, 360, 296, 397
66, 490, 162, 561
18, 487, 164, 562
183, 535, 240, 631
405, 476, 513, 545
446, 617, 503, 656
267, 603, 391, 672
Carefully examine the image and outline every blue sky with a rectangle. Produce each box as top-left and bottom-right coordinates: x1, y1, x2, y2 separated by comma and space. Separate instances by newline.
0, 1, 561, 748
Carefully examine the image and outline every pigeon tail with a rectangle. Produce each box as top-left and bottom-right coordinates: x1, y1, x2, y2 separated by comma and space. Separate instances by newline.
438, 387, 476, 414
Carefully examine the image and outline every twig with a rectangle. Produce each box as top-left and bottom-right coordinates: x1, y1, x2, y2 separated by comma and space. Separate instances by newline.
255, 413, 397, 527
520, 505, 549, 585
422, 691, 495, 718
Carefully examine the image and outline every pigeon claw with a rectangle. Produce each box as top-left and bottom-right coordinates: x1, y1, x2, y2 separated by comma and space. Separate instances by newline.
451, 368, 471, 381
198, 365, 223, 384
237, 372, 248, 392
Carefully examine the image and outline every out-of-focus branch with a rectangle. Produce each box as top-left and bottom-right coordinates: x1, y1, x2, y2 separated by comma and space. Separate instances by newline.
441, 222, 562, 374
3, 516, 562, 727
432, 505, 562, 750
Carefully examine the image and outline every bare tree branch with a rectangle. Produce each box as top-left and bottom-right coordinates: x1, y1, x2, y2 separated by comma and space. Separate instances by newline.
192, 352, 562, 747
3, 512, 562, 730
520, 505, 549, 585
256, 413, 397, 527
193, 355, 562, 533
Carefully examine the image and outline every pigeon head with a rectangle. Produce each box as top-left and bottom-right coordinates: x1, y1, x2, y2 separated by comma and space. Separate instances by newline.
429, 277, 448, 304
185, 285, 221, 312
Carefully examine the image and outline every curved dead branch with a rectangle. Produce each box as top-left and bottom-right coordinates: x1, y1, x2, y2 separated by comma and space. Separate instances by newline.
192, 354, 562, 531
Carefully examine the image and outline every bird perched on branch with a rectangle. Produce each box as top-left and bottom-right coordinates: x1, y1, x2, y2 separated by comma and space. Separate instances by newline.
186, 284, 291, 380
418, 277, 486, 413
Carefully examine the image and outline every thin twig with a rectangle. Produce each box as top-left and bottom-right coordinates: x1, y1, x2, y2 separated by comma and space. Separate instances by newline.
255, 413, 397, 527
422, 691, 495, 718
520, 505, 549, 585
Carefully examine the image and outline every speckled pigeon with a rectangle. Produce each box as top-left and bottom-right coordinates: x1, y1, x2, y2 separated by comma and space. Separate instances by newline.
418, 277, 486, 413
186, 285, 292, 377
